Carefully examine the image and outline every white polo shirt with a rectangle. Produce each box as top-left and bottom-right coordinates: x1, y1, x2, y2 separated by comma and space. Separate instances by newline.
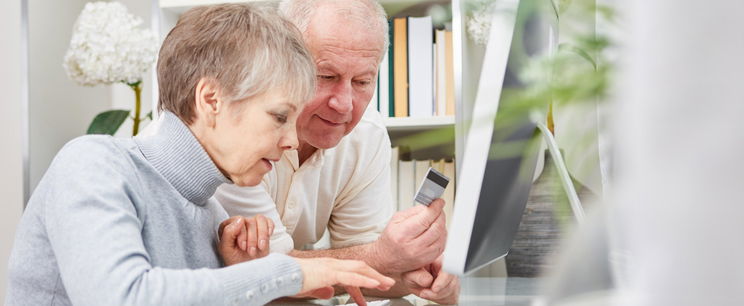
214, 110, 394, 253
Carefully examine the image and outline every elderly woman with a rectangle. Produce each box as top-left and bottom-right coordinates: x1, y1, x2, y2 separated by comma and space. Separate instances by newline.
6, 3, 393, 306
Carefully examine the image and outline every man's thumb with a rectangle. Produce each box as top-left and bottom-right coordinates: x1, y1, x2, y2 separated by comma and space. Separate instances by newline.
404, 268, 434, 288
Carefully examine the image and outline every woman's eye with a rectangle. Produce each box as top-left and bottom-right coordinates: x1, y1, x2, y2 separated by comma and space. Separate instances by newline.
273, 113, 287, 124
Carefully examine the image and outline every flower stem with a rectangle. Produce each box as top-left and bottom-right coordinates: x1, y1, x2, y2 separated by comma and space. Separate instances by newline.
129, 82, 142, 136
547, 102, 555, 135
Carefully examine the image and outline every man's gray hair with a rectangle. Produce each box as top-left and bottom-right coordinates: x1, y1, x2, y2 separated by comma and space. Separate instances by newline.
278, 0, 389, 57
157, 3, 315, 124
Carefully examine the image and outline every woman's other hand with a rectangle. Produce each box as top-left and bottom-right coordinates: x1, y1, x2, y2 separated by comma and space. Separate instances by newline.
218, 215, 274, 266
294, 258, 395, 304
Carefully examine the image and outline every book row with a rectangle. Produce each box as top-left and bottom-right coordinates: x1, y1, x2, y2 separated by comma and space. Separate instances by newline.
370, 16, 455, 118
390, 147, 456, 227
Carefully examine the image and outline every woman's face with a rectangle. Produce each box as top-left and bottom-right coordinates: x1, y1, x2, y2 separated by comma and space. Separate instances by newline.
203, 90, 300, 186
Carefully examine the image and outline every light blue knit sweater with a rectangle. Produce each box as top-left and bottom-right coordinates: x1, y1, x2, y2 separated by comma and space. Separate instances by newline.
5, 112, 303, 306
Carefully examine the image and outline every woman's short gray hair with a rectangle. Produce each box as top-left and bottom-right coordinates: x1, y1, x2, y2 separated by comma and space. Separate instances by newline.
157, 3, 315, 124
278, 0, 389, 56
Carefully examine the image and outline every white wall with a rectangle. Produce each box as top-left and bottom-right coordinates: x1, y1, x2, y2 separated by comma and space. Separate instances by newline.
27, 0, 153, 191
27, 0, 113, 192
0, 0, 26, 301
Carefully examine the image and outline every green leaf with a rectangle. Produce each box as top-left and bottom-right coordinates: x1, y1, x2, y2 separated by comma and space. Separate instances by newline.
558, 43, 597, 69
558, 0, 573, 14
87, 110, 130, 135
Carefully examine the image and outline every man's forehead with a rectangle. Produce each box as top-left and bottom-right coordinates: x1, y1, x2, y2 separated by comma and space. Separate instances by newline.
306, 28, 383, 63
305, 3, 384, 49
311, 41, 381, 74
313, 39, 381, 57
309, 0, 373, 25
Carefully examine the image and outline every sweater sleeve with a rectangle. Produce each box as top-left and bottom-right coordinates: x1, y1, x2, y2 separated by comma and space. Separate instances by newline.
41, 137, 303, 306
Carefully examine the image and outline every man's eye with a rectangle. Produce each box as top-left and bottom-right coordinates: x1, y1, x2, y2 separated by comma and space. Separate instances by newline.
355, 80, 371, 86
318, 75, 335, 80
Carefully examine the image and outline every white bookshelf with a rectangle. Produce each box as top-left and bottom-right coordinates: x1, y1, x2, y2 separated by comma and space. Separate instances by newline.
154, 0, 465, 137
384, 116, 454, 131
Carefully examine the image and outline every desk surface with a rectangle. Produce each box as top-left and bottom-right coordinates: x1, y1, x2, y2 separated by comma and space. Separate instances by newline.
269, 277, 541, 306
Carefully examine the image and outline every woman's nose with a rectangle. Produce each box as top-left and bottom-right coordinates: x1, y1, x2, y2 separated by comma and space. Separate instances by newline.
280, 125, 299, 151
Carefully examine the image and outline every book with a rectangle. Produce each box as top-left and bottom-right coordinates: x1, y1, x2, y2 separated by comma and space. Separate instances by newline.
433, 43, 437, 115
444, 30, 455, 116
388, 19, 395, 118
392, 17, 408, 118
397, 160, 415, 211
369, 73, 379, 113
414, 159, 431, 200
407, 16, 434, 118
431, 159, 445, 174
379, 51, 390, 118
435, 29, 447, 116
392, 155, 456, 216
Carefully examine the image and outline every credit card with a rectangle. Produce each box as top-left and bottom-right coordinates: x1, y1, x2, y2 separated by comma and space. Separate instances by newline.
414, 167, 450, 206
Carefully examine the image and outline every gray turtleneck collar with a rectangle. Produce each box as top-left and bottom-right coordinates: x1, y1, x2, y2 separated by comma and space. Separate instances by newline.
135, 111, 230, 206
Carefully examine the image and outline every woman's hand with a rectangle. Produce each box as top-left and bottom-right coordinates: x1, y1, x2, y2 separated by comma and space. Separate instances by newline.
218, 215, 274, 266
293, 257, 396, 305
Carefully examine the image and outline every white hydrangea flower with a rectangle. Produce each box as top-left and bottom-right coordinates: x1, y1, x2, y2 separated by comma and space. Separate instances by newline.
467, 0, 498, 46
64, 1, 158, 86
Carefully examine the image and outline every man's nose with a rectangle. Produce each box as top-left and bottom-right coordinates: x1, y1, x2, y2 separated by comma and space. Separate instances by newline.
328, 82, 353, 114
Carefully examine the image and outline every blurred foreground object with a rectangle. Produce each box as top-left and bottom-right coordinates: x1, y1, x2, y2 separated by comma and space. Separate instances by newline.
540, 1, 744, 305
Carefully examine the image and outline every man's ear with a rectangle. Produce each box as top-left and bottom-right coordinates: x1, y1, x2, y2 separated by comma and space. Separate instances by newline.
194, 77, 224, 128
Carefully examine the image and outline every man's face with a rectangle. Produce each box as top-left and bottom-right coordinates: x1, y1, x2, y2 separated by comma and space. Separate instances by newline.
296, 7, 384, 149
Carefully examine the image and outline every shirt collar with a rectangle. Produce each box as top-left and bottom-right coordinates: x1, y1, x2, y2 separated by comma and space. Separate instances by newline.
285, 147, 326, 171
135, 111, 230, 206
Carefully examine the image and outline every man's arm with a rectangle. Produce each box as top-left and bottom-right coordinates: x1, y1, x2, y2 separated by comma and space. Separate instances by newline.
289, 199, 448, 298
289, 244, 382, 271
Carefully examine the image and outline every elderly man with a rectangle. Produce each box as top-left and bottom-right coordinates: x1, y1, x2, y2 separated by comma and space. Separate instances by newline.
215, 0, 459, 303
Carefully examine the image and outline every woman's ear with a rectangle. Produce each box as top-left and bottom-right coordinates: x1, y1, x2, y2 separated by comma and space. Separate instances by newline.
194, 78, 224, 128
